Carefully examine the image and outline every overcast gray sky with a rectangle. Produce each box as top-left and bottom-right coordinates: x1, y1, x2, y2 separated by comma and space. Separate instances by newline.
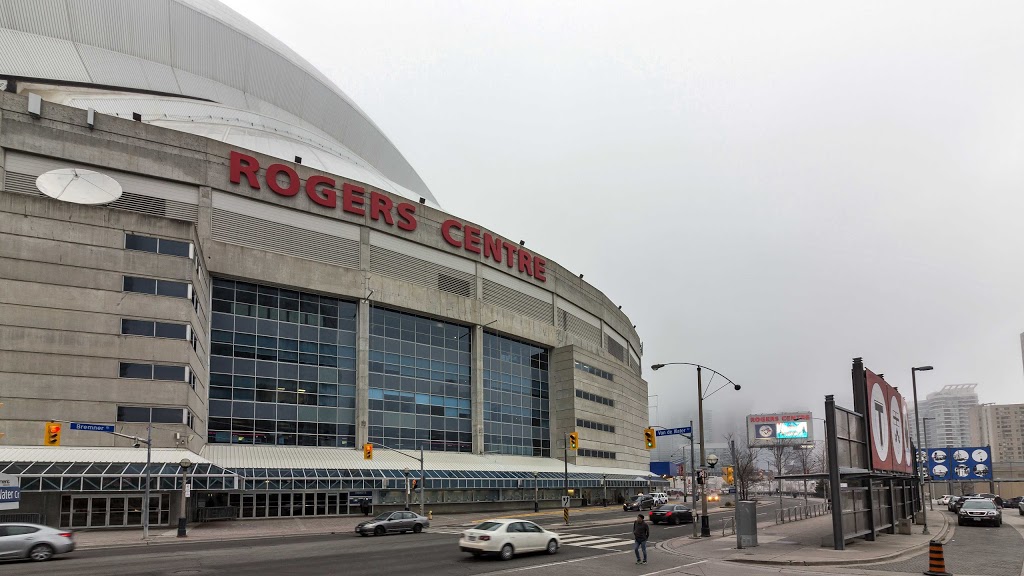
225, 0, 1024, 434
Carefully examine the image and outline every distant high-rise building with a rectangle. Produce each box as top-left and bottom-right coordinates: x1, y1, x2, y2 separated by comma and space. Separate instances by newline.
908, 384, 978, 450
970, 403, 1024, 463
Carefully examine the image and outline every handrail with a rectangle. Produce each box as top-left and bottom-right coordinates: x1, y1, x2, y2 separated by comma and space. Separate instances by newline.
774, 502, 831, 525
722, 516, 735, 536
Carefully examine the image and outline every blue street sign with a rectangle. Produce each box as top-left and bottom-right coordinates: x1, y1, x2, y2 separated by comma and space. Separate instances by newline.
655, 427, 693, 437
69, 422, 116, 433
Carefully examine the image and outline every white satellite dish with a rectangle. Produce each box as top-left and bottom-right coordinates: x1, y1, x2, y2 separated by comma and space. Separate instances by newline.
35, 168, 122, 205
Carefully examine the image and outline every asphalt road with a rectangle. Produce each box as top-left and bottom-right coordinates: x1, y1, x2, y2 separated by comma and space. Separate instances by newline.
5, 497, 809, 576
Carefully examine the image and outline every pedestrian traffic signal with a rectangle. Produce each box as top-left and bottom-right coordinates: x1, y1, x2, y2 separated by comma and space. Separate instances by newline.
723, 466, 734, 486
44, 421, 62, 446
363, 443, 373, 460
644, 428, 656, 449
411, 479, 418, 491
568, 432, 579, 451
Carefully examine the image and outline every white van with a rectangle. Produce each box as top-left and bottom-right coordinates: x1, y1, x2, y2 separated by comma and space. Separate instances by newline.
650, 492, 669, 506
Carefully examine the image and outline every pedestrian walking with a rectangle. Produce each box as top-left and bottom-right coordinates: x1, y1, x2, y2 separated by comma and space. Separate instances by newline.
359, 498, 370, 516
632, 513, 649, 565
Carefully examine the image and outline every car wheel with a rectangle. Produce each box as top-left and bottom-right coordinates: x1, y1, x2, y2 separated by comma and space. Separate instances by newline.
413, 524, 423, 533
29, 544, 54, 562
957, 519, 963, 526
546, 539, 558, 555
500, 544, 514, 561
374, 526, 386, 536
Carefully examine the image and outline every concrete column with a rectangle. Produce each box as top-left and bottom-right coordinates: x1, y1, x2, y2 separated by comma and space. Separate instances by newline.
472, 323, 484, 454
197, 186, 212, 242
0, 107, 6, 193
356, 297, 370, 448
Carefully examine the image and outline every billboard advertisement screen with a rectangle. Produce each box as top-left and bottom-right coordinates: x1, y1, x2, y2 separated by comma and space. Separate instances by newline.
748, 413, 814, 445
927, 447, 992, 481
864, 369, 913, 474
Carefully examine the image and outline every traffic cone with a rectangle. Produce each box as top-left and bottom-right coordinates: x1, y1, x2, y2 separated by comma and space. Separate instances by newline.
923, 540, 951, 575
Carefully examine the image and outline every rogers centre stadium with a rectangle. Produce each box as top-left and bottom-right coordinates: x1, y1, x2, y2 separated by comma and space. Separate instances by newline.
0, 0, 659, 528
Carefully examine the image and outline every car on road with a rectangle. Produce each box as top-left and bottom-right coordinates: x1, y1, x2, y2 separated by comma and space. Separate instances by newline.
1019, 498, 1024, 516
958, 498, 1002, 527
0, 523, 75, 561
623, 494, 656, 511
458, 519, 560, 560
706, 492, 721, 503
650, 492, 669, 506
354, 511, 430, 536
649, 504, 693, 525
938, 495, 952, 506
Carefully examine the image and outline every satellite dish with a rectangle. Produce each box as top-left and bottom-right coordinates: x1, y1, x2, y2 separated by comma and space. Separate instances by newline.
35, 168, 122, 205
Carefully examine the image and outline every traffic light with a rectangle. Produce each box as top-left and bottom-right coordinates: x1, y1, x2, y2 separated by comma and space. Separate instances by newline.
568, 432, 579, 451
44, 421, 62, 446
643, 428, 656, 450
723, 466, 734, 486
363, 443, 373, 460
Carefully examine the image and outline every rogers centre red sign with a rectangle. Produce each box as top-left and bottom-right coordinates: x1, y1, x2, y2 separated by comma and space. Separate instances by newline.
229, 151, 546, 282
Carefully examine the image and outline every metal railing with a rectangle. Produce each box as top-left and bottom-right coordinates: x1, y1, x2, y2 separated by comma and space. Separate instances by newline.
0, 513, 41, 523
722, 516, 735, 536
196, 506, 238, 522
774, 502, 830, 525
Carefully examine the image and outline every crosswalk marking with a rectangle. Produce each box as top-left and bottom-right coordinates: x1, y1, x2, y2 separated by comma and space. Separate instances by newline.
429, 528, 639, 550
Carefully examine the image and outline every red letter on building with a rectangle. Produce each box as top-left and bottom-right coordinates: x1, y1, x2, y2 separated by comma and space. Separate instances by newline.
482, 233, 503, 264
369, 191, 394, 225
342, 183, 366, 216
463, 225, 482, 254
533, 256, 547, 282
266, 164, 300, 197
517, 248, 534, 276
305, 175, 337, 208
441, 219, 463, 247
230, 151, 260, 189
502, 243, 517, 268
396, 202, 417, 231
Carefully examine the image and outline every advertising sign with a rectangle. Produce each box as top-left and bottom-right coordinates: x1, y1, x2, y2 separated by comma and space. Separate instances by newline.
0, 474, 20, 511
927, 447, 992, 481
747, 412, 814, 445
863, 370, 913, 474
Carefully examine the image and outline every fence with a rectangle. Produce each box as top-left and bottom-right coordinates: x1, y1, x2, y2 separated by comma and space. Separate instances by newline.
0, 513, 41, 523
197, 506, 238, 522
774, 502, 830, 525
722, 516, 735, 536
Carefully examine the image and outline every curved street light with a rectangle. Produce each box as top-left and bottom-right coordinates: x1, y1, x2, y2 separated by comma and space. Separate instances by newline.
650, 362, 741, 537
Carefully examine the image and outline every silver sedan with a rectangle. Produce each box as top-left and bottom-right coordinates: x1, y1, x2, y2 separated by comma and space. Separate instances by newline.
355, 511, 430, 536
0, 523, 75, 561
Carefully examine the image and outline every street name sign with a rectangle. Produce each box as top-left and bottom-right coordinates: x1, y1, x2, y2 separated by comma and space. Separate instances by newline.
69, 422, 116, 433
655, 427, 692, 437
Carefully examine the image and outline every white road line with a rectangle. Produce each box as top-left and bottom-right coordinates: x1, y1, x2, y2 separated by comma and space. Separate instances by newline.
559, 536, 624, 545
567, 537, 624, 547
589, 541, 634, 549
476, 550, 631, 575
639, 560, 707, 575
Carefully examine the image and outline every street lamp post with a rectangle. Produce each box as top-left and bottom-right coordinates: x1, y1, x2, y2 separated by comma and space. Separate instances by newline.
177, 458, 192, 537
601, 475, 607, 507
922, 417, 935, 511
403, 467, 411, 511
533, 472, 539, 513
911, 365, 933, 535
651, 363, 740, 539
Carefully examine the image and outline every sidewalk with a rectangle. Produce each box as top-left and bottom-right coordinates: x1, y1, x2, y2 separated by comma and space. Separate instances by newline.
661, 509, 950, 566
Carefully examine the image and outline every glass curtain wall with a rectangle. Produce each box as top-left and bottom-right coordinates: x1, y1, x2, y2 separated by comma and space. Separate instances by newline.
208, 279, 358, 447
483, 332, 550, 456
368, 307, 472, 452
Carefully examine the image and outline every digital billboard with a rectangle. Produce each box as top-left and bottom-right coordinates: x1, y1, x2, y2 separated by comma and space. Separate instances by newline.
747, 412, 814, 445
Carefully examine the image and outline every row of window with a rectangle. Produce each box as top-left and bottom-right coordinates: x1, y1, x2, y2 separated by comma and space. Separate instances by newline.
578, 448, 616, 459
116, 406, 193, 427
575, 388, 614, 407
574, 360, 614, 382
125, 233, 192, 258
576, 418, 615, 434
119, 362, 195, 389
123, 275, 191, 299
121, 319, 190, 340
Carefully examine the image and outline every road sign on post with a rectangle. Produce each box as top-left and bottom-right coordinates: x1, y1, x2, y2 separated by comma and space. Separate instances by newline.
655, 427, 692, 437
69, 422, 116, 433
561, 495, 571, 508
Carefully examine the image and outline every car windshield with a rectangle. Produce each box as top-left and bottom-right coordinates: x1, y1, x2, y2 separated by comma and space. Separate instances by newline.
962, 500, 995, 510
656, 505, 674, 511
473, 521, 502, 531
372, 513, 392, 521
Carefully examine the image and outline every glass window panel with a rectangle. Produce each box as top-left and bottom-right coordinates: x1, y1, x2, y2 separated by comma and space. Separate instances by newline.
158, 238, 192, 257
123, 276, 157, 294
121, 319, 154, 337
120, 362, 153, 379
125, 233, 159, 252
153, 365, 186, 381
156, 280, 189, 298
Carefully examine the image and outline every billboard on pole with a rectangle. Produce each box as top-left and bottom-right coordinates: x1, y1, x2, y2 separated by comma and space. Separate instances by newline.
927, 446, 992, 481
863, 369, 913, 474
747, 412, 814, 445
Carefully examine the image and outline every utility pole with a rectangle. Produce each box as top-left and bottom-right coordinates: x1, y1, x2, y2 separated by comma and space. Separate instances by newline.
564, 432, 569, 525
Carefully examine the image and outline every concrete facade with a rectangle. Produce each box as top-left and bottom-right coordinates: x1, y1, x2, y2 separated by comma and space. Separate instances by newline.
0, 90, 650, 470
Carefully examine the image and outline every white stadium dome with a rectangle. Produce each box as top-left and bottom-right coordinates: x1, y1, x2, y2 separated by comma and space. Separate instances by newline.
0, 0, 438, 206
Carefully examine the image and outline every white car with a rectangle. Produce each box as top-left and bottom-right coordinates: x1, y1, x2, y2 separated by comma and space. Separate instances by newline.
459, 519, 560, 560
938, 495, 953, 506
650, 492, 669, 506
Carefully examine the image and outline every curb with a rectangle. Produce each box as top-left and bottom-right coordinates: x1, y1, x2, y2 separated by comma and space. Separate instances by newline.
75, 528, 360, 551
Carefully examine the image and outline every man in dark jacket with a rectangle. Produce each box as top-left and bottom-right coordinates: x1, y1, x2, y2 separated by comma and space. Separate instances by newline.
632, 514, 649, 564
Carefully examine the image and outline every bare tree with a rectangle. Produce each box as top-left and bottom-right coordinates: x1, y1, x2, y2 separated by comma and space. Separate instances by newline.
790, 445, 816, 504
768, 444, 792, 501
724, 433, 762, 501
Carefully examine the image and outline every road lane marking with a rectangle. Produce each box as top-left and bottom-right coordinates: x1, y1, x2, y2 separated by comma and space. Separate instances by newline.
476, 550, 630, 575
639, 560, 707, 575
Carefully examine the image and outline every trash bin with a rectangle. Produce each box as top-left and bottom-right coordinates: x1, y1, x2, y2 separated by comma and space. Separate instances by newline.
736, 500, 758, 549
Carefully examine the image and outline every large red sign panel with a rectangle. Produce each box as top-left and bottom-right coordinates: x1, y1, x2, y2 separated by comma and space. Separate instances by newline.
864, 369, 912, 474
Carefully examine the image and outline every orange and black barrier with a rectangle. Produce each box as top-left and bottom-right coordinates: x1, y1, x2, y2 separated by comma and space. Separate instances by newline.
923, 539, 951, 575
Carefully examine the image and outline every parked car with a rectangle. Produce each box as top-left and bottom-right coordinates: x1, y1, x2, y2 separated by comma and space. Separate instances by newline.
0, 523, 75, 562
958, 498, 1002, 527
650, 492, 669, 506
623, 495, 656, 511
354, 511, 430, 536
938, 495, 952, 506
459, 519, 560, 560
649, 504, 693, 525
